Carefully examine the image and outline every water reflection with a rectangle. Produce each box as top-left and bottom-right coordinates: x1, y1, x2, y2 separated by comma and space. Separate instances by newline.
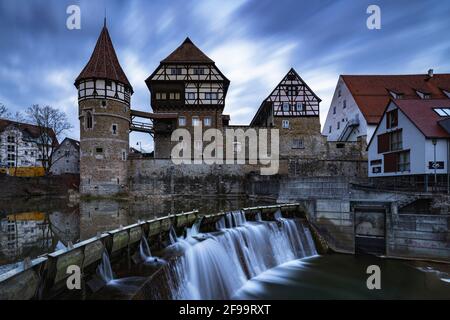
0, 196, 261, 271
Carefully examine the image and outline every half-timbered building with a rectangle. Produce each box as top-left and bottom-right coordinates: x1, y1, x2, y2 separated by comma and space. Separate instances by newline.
145, 37, 230, 158
250, 68, 322, 157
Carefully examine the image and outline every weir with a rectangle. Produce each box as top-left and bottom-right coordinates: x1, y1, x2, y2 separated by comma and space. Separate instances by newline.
0, 203, 320, 300
162, 212, 317, 300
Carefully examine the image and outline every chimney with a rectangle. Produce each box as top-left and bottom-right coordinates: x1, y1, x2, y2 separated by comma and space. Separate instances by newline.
428, 68, 434, 78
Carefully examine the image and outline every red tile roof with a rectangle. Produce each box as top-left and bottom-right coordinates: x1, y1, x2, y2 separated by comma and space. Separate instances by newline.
342, 74, 450, 124
75, 25, 132, 91
392, 99, 450, 138
0, 119, 58, 145
161, 37, 214, 64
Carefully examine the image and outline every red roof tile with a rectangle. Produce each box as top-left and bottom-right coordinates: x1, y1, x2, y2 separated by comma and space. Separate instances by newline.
342, 74, 450, 124
0, 119, 58, 145
75, 25, 132, 91
161, 37, 214, 64
392, 99, 450, 138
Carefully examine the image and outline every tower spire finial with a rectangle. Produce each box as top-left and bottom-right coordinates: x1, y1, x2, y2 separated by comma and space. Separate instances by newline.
104, 8, 106, 28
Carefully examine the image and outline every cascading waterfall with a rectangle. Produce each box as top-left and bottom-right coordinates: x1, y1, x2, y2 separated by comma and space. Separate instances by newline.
163, 210, 317, 300
139, 237, 166, 265
169, 226, 178, 245
97, 251, 114, 283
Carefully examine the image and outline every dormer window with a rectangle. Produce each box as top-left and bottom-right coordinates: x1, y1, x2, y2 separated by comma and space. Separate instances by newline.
433, 108, 450, 116
416, 90, 431, 99
389, 91, 403, 99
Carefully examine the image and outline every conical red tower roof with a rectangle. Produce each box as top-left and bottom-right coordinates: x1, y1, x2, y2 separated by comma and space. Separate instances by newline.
75, 25, 132, 92
161, 37, 214, 64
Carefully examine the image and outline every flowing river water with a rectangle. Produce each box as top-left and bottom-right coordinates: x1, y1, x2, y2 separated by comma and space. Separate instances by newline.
1, 196, 449, 299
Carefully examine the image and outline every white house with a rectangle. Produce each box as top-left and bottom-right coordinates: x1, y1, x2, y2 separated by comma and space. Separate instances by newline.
322, 71, 450, 143
0, 119, 57, 169
50, 138, 80, 175
367, 99, 450, 189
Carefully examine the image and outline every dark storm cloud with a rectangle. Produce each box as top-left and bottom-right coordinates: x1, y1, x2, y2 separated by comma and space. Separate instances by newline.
0, 0, 449, 150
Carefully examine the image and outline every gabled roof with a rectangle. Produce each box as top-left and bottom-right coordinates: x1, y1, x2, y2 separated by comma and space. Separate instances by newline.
160, 37, 215, 64
59, 137, 80, 152
250, 68, 321, 126
341, 73, 450, 125
393, 99, 450, 138
0, 119, 58, 145
75, 24, 132, 91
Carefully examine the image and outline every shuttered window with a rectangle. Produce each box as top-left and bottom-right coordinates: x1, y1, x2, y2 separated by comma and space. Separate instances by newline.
384, 152, 399, 173
378, 133, 389, 153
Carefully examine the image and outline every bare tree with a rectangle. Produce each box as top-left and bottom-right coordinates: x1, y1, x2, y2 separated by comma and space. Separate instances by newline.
26, 104, 73, 174
0, 103, 24, 122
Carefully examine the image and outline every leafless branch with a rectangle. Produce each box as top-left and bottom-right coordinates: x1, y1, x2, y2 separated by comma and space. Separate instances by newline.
26, 104, 73, 174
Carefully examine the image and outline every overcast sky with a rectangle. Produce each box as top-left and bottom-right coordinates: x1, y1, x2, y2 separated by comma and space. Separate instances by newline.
1, 0, 449, 151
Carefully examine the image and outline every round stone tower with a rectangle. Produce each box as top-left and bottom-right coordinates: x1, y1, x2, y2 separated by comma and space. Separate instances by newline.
74, 23, 133, 196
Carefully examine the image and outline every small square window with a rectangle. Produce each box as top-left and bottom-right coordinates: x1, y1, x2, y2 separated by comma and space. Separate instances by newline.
112, 124, 117, 135
282, 120, 290, 129
96, 147, 103, 153
205, 92, 218, 100
282, 103, 290, 112
192, 117, 201, 127
333, 106, 336, 114
187, 92, 196, 100
204, 117, 212, 126
292, 139, 304, 149
178, 116, 186, 126
193, 68, 204, 75
171, 68, 182, 75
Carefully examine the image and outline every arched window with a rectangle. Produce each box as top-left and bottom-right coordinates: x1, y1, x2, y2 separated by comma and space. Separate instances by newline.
86, 111, 93, 129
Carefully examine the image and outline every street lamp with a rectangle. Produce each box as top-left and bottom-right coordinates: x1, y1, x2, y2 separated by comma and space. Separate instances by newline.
136, 142, 143, 153
432, 138, 437, 191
